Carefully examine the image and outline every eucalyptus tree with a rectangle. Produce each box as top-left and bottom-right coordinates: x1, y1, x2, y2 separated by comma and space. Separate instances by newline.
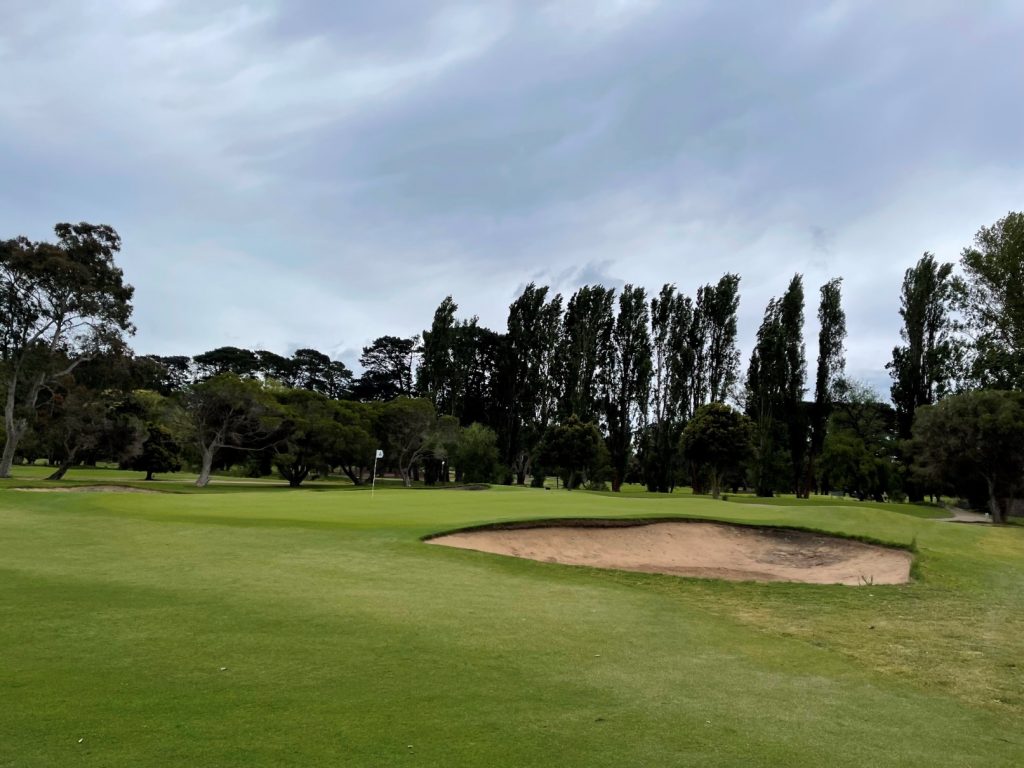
0, 222, 134, 477
601, 285, 652, 492
179, 373, 282, 487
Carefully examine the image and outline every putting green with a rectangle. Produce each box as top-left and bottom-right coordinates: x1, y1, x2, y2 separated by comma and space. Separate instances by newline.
1, 481, 1022, 767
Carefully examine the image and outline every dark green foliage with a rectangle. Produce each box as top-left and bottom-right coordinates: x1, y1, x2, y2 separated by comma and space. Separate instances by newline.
193, 346, 262, 379
272, 389, 349, 487
556, 285, 615, 423
495, 284, 563, 484
956, 211, 1024, 389
536, 416, 609, 489
0, 222, 134, 477
887, 253, 959, 439
690, 273, 742, 411
806, 278, 846, 496
820, 380, 896, 502
380, 397, 457, 486
601, 285, 652, 492
125, 423, 182, 480
910, 389, 1024, 523
745, 275, 805, 496
643, 284, 695, 492
179, 373, 282, 487
453, 423, 500, 483
139, 355, 194, 394
290, 348, 353, 399
681, 403, 752, 498
353, 335, 418, 401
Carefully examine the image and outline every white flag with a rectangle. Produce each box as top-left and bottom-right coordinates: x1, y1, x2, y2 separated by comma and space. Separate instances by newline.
375, 449, 384, 459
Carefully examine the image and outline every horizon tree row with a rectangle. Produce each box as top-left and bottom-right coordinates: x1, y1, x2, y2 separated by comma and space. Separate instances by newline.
2, 214, 1023, 516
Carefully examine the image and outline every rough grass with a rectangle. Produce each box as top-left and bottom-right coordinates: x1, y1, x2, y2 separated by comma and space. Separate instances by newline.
1, 474, 1022, 767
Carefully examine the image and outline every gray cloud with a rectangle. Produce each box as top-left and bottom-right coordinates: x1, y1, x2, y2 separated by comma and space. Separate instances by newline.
1, 0, 1023, 389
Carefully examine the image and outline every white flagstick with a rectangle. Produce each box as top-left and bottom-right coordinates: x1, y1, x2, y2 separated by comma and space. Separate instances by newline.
372, 449, 383, 499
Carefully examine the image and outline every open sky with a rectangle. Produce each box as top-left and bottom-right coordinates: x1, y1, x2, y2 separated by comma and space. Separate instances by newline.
2, 1, 1022, 393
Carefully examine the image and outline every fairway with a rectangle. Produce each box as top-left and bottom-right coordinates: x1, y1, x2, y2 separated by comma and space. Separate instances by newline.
2, 481, 1023, 767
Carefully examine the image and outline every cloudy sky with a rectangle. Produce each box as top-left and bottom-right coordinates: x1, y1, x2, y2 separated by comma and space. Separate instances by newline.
2, 1, 1022, 392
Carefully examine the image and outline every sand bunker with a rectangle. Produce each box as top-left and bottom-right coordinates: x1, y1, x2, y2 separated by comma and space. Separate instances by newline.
11, 485, 161, 494
429, 520, 912, 585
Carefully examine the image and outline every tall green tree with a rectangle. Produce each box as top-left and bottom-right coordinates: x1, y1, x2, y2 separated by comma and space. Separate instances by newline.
536, 416, 608, 490
690, 273, 741, 412
821, 379, 896, 502
353, 335, 418, 401
681, 403, 752, 499
0, 222, 135, 477
380, 397, 457, 487
643, 284, 695, 492
179, 373, 282, 487
193, 347, 261, 379
805, 278, 846, 497
911, 390, 1024, 523
745, 275, 805, 496
601, 285, 652, 492
496, 284, 562, 484
556, 285, 615, 423
956, 211, 1024, 389
272, 388, 346, 487
419, 296, 459, 414
887, 253, 959, 440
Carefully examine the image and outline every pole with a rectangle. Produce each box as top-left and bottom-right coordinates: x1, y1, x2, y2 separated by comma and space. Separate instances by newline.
372, 455, 378, 499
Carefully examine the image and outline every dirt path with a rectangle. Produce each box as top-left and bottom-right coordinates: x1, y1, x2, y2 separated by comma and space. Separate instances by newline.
429, 520, 912, 585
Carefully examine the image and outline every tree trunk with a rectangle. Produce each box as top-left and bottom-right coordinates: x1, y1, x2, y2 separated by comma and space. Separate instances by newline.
0, 416, 25, 479
196, 446, 215, 487
986, 477, 1007, 524
145, 470, 155, 481
47, 460, 72, 481
611, 470, 622, 493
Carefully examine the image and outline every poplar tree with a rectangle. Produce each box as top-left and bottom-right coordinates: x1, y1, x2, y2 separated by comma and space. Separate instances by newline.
643, 284, 694, 492
806, 278, 846, 496
556, 285, 615, 423
601, 285, 652, 492
745, 275, 805, 496
887, 254, 958, 441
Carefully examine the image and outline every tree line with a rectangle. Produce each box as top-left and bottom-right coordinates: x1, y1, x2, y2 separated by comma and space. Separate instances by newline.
2, 214, 1023, 519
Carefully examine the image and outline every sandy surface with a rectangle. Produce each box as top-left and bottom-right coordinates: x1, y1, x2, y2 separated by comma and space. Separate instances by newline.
429, 521, 912, 585
11, 485, 161, 494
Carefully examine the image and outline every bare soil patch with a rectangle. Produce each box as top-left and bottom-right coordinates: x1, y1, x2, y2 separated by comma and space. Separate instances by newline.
11, 485, 162, 494
428, 520, 912, 585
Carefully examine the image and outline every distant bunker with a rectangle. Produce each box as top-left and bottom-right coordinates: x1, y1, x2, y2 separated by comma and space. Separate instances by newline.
428, 519, 912, 586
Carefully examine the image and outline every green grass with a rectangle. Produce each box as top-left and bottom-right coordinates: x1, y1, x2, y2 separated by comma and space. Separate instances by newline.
2, 474, 1023, 766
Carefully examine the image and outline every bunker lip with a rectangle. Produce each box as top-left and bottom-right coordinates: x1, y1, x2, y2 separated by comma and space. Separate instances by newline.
10, 485, 165, 494
426, 518, 914, 586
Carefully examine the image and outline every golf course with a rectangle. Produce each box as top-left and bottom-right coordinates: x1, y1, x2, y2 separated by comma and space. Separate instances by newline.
2, 471, 1022, 767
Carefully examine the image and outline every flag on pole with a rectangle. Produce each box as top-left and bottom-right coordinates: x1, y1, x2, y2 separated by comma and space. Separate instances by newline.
376, 449, 384, 459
